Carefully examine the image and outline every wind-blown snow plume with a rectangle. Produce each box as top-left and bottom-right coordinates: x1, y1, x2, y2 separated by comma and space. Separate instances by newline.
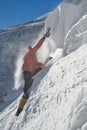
36, 36, 57, 63
14, 47, 29, 90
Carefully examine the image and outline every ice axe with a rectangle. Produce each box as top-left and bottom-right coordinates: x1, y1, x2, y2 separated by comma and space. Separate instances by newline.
44, 27, 51, 38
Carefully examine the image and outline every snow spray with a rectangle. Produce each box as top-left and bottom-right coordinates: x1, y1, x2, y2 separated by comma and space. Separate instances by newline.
13, 36, 56, 90
14, 47, 28, 90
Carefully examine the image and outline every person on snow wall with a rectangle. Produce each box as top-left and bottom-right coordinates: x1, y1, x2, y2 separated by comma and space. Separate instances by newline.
16, 28, 51, 116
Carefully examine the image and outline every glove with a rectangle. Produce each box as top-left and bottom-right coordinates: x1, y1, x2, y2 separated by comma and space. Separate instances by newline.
44, 28, 50, 38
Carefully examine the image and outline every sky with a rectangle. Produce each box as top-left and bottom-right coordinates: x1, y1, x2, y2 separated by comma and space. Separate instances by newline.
0, 0, 63, 30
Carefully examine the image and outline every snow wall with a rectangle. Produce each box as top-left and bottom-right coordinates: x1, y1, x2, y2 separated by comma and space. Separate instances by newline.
45, 0, 87, 50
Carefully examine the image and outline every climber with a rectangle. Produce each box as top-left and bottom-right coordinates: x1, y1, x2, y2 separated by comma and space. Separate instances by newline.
16, 28, 51, 116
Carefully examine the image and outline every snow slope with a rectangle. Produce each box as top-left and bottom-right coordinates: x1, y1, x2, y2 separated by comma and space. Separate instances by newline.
0, 44, 87, 130
0, 0, 87, 130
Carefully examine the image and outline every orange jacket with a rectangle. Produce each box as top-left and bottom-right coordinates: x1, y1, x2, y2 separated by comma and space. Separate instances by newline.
22, 37, 45, 75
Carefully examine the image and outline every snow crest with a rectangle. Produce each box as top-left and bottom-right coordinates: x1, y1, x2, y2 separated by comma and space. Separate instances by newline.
64, 15, 87, 55
45, 0, 87, 51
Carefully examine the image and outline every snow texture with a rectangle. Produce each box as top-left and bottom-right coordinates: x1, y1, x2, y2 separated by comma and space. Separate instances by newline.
0, 0, 87, 130
0, 44, 87, 130
64, 14, 87, 55
45, 0, 87, 49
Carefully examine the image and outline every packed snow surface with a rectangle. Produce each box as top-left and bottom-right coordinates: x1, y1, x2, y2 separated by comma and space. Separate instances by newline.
0, 44, 87, 130
0, 0, 87, 130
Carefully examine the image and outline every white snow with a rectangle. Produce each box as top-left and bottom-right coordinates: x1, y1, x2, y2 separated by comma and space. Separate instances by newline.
14, 47, 29, 90
45, 0, 87, 48
0, 44, 87, 130
64, 14, 87, 55
0, 0, 87, 130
